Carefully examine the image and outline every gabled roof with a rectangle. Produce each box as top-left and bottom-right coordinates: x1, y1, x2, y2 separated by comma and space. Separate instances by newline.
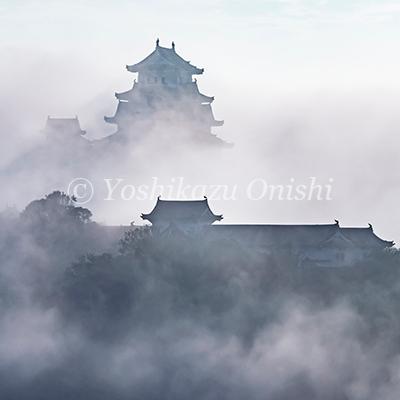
141, 197, 223, 225
115, 82, 137, 101
341, 227, 395, 249
44, 116, 86, 135
317, 229, 358, 249
199, 104, 224, 126
104, 101, 131, 124
126, 42, 204, 75
115, 81, 214, 104
190, 81, 214, 103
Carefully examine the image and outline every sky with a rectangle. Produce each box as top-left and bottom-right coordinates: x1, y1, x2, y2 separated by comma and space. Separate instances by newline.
2, 4, 400, 398
1, 0, 400, 243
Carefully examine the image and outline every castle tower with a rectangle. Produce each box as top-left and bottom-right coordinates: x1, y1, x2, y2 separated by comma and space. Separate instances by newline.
141, 197, 223, 234
105, 39, 227, 145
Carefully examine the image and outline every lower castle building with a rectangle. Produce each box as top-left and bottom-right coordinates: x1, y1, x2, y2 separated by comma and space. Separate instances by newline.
140, 197, 394, 267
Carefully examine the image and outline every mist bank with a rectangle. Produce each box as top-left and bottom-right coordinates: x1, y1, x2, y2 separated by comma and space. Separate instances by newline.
0, 191, 400, 399
1, 50, 398, 240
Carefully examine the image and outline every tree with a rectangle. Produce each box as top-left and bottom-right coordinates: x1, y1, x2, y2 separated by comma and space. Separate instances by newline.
118, 226, 153, 256
21, 190, 92, 226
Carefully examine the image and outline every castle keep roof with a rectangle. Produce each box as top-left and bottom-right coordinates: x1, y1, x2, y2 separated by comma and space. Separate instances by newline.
141, 198, 223, 225
126, 44, 204, 75
104, 39, 228, 146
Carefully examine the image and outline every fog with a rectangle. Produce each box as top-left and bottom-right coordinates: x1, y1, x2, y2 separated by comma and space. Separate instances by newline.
1, 47, 398, 241
1, 1, 400, 398
1, 196, 400, 400
1, 0, 399, 241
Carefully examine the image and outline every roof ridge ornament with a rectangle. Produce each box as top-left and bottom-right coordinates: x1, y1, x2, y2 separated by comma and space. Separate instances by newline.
156, 38, 160, 47
172, 41, 175, 51
368, 223, 373, 230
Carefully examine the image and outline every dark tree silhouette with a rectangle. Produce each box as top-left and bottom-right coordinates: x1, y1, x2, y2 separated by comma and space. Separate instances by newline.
21, 190, 92, 226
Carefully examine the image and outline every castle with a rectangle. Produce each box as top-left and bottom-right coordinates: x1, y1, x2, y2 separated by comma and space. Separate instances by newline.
39, 40, 395, 266
104, 39, 227, 146
140, 197, 394, 267
43, 40, 228, 147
